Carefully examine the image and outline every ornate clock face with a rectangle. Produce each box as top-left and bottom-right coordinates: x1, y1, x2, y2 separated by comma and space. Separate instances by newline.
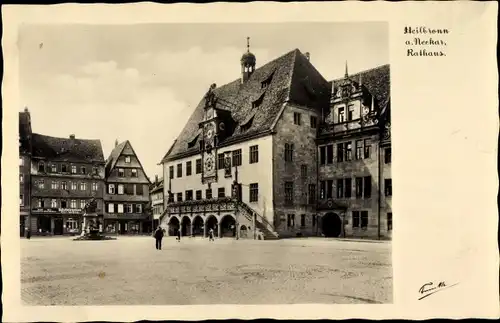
204, 122, 215, 146
205, 154, 215, 172
363, 105, 370, 115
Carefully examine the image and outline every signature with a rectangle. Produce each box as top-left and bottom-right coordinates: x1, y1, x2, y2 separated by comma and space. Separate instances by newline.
418, 281, 459, 300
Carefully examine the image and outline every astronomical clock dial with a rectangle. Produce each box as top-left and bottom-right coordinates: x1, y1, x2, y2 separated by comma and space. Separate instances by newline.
204, 153, 215, 173
363, 105, 370, 115
204, 122, 216, 146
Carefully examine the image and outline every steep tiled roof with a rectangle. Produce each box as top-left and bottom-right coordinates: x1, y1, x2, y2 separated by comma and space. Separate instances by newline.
150, 178, 164, 194
161, 48, 330, 163
330, 64, 390, 110
31, 133, 104, 163
19, 111, 32, 154
105, 141, 127, 176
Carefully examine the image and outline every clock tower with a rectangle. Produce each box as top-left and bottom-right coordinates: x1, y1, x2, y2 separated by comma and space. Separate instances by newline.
200, 83, 219, 185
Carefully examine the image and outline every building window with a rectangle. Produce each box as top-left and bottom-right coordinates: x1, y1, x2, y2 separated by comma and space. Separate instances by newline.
19, 174, 23, 183
355, 177, 363, 198
385, 178, 392, 197
347, 104, 354, 121
169, 166, 174, 179
338, 107, 345, 123
19, 194, 24, 206
287, 214, 295, 228
125, 156, 131, 163
337, 143, 344, 162
355, 140, 363, 160
60, 181, 67, 190
19, 157, 24, 166
308, 184, 316, 204
249, 183, 258, 202
51, 199, 57, 208
135, 204, 143, 213
249, 145, 259, 164
185, 161, 192, 176
176, 164, 182, 178
218, 187, 225, 198
319, 146, 326, 165
185, 190, 193, 201
385, 148, 392, 164
118, 184, 124, 195
91, 182, 97, 191
345, 178, 352, 198
70, 200, 77, 209
71, 165, 77, 174
61, 164, 67, 173
387, 213, 393, 231
37, 179, 44, 189
81, 166, 86, 174
364, 176, 372, 198
217, 153, 224, 170
312, 214, 317, 227
284, 182, 294, 205
361, 211, 368, 229
51, 181, 59, 190
80, 200, 86, 209
325, 179, 333, 198
136, 184, 144, 195
117, 204, 124, 213
326, 144, 334, 164
293, 112, 302, 125
93, 167, 98, 175
108, 203, 114, 213
320, 181, 326, 199
352, 211, 360, 228
345, 142, 352, 161
232, 149, 242, 167
51, 164, 57, 173
38, 162, 45, 172
131, 169, 138, 177
125, 204, 133, 213
336, 179, 344, 198
300, 214, 306, 227
284, 143, 294, 162
196, 190, 202, 200
71, 182, 77, 190
37, 199, 44, 208
60, 200, 67, 208
118, 168, 125, 177
196, 159, 202, 174
79, 182, 87, 191
310, 116, 317, 128
364, 139, 372, 159
177, 193, 183, 202
108, 184, 115, 194
301, 165, 307, 178
206, 189, 212, 199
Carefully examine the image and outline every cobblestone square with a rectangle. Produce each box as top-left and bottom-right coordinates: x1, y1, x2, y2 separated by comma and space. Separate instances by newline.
21, 237, 392, 305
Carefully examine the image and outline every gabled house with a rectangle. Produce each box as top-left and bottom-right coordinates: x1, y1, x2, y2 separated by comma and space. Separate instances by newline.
104, 140, 152, 234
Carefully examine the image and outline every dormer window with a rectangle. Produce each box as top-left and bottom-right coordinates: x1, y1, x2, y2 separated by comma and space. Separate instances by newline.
61, 164, 67, 173
241, 115, 255, 132
187, 134, 200, 149
51, 164, 57, 173
125, 156, 131, 163
347, 104, 354, 121
338, 107, 345, 123
252, 93, 264, 109
38, 162, 45, 172
261, 71, 274, 89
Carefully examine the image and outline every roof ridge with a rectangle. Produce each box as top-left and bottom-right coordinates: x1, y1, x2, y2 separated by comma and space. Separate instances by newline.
330, 63, 390, 82
32, 132, 101, 142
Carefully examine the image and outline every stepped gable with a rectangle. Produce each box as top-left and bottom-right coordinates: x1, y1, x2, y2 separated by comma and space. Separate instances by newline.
31, 133, 104, 163
330, 64, 391, 110
161, 48, 330, 162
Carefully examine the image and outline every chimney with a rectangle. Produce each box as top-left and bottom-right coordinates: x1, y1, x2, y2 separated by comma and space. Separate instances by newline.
304, 52, 310, 61
115, 139, 118, 147
24, 106, 29, 113
155, 175, 158, 184
69, 134, 75, 139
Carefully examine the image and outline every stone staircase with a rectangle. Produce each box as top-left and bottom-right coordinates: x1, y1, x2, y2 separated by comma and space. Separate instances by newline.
236, 201, 279, 240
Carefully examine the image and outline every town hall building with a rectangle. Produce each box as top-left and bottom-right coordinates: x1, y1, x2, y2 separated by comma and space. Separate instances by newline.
159, 40, 391, 240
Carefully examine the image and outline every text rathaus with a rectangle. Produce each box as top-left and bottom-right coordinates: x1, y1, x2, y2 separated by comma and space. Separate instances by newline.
160, 41, 392, 240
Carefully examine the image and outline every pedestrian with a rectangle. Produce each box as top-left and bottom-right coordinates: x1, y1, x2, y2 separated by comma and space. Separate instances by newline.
25, 227, 31, 240
208, 228, 214, 241
154, 226, 164, 250
177, 229, 181, 242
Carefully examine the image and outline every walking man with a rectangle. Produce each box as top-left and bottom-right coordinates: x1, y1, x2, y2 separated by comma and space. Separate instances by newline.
208, 228, 215, 242
177, 229, 181, 242
154, 226, 164, 250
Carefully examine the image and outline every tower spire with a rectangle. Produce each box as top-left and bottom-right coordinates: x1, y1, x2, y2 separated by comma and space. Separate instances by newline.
344, 61, 349, 78
247, 36, 250, 53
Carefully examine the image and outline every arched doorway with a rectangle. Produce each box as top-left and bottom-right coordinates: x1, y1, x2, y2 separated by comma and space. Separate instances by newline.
240, 225, 248, 238
205, 215, 218, 238
181, 216, 192, 236
322, 213, 342, 237
220, 214, 236, 238
168, 217, 180, 236
192, 216, 204, 237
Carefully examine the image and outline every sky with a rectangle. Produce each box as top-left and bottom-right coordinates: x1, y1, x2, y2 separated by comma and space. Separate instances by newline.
18, 22, 388, 179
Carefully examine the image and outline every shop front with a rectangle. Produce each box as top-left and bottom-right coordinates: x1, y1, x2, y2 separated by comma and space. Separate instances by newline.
31, 207, 98, 235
